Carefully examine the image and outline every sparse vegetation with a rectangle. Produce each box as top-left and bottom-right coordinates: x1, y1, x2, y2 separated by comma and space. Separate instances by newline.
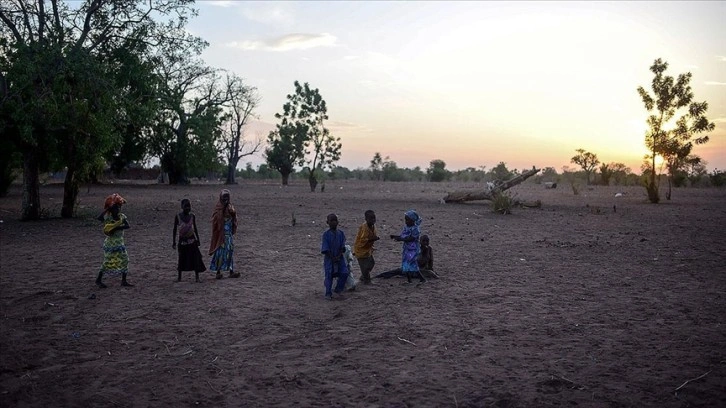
491, 191, 515, 214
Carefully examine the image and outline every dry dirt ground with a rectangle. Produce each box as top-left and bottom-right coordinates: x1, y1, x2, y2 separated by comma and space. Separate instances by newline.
1, 180, 725, 408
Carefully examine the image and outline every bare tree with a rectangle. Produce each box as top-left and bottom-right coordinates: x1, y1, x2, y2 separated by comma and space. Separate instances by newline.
217, 75, 262, 184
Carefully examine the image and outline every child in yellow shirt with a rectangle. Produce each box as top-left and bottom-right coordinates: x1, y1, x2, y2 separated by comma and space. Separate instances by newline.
353, 210, 379, 284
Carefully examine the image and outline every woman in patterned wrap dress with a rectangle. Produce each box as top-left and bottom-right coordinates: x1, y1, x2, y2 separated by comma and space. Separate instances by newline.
96, 193, 133, 288
209, 189, 240, 279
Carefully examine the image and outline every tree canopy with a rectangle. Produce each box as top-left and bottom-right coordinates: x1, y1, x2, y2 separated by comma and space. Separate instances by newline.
0, 0, 203, 218
637, 58, 715, 202
265, 81, 341, 190
570, 148, 600, 185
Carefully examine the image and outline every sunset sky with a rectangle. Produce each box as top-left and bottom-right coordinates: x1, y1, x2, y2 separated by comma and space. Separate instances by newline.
188, 1, 725, 173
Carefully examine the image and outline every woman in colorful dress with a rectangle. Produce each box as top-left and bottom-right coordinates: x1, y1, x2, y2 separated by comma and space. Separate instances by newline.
390, 209, 425, 284
209, 189, 240, 279
96, 193, 133, 288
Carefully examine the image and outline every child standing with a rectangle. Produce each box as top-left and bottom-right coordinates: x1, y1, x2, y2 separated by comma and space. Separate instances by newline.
209, 189, 240, 279
96, 193, 133, 288
353, 209, 379, 284
173, 198, 207, 282
321, 213, 349, 300
390, 209, 425, 284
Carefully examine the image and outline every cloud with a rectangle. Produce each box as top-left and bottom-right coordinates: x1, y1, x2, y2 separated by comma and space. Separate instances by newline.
225, 33, 337, 52
713, 117, 726, 124
205, 1, 237, 8
718, 56, 726, 62
704, 81, 726, 86
240, 4, 295, 25
328, 120, 374, 134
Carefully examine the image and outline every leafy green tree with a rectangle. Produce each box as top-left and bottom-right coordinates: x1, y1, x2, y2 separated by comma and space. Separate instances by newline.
709, 169, 726, 187
609, 163, 631, 186
426, 159, 450, 182
570, 148, 600, 185
0, 0, 200, 218
327, 166, 351, 180
370, 152, 383, 181
271, 81, 341, 191
599, 163, 613, 186
265, 122, 306, 185
490, 162, 513, 181
152, 53, 240, 184
103, 45, 161, 177
637, 58, 715, 202
685, 159, 707, 186
452, 166, 487, 182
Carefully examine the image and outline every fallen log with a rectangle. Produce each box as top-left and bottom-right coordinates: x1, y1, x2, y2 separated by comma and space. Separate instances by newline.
443, 167, 541, 203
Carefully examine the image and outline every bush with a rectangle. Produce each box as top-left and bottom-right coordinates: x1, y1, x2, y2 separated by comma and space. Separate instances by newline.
710, 170, 726, 187
491, 192, 514, 215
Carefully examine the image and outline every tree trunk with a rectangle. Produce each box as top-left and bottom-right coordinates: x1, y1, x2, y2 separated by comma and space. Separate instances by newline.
308, 173, 318, 192
647, 155, 659, 203
281, 171, 290, 186
666, 176, 672, 200
443, 167, 541, 203
21, 151, 41, 220
0, 154, 13, 197
168, 168, 189, 185
225, 161, 238, 185
61, 166, 79, 218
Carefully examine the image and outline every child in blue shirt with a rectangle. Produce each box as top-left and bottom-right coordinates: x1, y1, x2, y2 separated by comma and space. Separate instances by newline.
321, 213, 350, 300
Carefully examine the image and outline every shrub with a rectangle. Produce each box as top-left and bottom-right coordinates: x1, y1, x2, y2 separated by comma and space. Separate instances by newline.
491, 192, 514, 215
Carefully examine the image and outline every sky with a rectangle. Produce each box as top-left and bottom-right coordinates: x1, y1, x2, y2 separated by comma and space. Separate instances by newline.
187, 1, 726, 173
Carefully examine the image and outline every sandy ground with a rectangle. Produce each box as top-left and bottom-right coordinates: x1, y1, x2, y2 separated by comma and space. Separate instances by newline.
1, 180, 725, 407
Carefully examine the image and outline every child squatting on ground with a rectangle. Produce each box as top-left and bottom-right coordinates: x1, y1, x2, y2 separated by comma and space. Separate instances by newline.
353, 209, 379, 284
209, 189, 240, 279
321, 213, 350, 300
95, 193, 133, 288
375, 233, 439, 280
172, 198, 207, 282
390, 209, 426, 284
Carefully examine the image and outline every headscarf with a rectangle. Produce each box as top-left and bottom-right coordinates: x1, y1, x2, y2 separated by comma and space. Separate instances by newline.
405, 209, 422, 226
104, 193, 126, 211
214, 189, 236, 217
98, 193, 127, 221
209, 189, 237, 255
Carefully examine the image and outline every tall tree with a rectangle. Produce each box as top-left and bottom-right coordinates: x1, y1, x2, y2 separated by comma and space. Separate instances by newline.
103, 45, 162, 177
570, 148, 600, 185
217, 76, 261, 185
0, 0, 200, 219
637, 58, 715, 203
152, 52, 238, 184
264, 123, 306, 186
268, 81, 342, 192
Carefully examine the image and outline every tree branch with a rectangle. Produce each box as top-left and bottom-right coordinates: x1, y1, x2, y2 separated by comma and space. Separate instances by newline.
0, 9, 24, 44
74, 0, 102, 51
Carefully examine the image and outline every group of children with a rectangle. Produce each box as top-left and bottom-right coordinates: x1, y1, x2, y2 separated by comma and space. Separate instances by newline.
95, 190, 437, 301
321, 209, 436, 300
95, 189, 240, 288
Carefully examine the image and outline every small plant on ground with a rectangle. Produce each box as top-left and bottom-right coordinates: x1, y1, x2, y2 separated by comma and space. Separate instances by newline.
491, 192, 514, 214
